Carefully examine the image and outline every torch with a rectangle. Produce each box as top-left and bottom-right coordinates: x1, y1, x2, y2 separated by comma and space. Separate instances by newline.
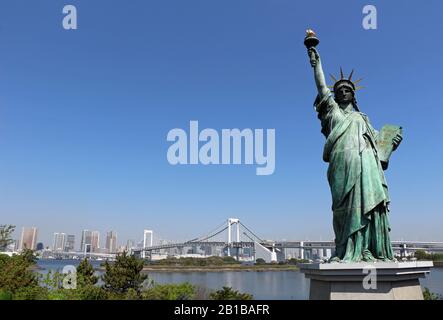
304, 29, 320, 66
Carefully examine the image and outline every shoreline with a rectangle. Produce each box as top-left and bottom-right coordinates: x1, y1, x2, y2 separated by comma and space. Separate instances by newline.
93, 265, 300, 273
140, 266, 299, 273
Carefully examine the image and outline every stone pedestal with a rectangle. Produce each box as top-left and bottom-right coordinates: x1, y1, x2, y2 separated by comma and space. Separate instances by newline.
299, 261, 433, 300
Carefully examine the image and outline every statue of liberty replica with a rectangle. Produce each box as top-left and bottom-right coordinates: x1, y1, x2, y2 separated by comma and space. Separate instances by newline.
305, 30, 403, 262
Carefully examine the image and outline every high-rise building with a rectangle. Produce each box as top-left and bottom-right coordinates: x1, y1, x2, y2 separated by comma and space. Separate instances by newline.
80, 230, 92, 252
91, 231, 100, 252
52, 233, 67, 251
20, 227, 38, 251
126, 240, 135, 252
65, 235, 75, 252
105, 231, 117, 253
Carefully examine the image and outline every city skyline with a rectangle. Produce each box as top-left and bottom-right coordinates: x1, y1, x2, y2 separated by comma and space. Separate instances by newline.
7, 220, 443, 252
1, 1, 443, 244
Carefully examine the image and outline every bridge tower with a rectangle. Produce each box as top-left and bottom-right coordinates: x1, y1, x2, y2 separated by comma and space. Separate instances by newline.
142, 230, 153, 259
227, 218, 240, 257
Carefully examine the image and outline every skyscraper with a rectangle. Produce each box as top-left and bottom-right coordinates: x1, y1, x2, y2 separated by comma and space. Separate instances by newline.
105, 231, 117, 253
126, 240, 135, 252
65, 235, 75, 252
52, 233, 67, 252
19, 227, 38, 251
91, 231, 100, 252
80, 230, 92, 252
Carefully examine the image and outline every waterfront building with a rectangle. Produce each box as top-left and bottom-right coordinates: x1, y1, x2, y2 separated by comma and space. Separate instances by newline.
126, 240, 135, 252
105, 231, 117, 253
52, 233, 67, 252
80, 230, 92, 252
20, 227, 38, 251
91, 231, 100, 252
65, 235, 75, 252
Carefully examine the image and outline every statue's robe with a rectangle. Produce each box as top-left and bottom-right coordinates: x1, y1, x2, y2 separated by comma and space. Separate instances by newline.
315, 94, 394, 261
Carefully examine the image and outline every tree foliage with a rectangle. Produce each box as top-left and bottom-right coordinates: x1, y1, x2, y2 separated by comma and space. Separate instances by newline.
77, 259, 98, 286
142, 283, 196, 300
0, 250, 39, 295
209, 286, 253, 300
423, 287, 441, 300
414, 250, 443, 261
0, 225, 15, 251
148, 256, 240, 266
102, 251, 148, 296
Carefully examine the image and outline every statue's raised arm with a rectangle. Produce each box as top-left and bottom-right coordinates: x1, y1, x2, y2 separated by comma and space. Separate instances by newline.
304, 30, 329, 99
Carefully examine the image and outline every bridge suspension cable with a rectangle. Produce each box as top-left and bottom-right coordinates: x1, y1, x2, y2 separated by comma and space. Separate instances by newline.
239, 222, 263, 243
183, 220, 227, 243
189, 225, 230, 243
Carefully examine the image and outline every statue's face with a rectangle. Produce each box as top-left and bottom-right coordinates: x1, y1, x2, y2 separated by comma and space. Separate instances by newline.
335, 86, 354, 105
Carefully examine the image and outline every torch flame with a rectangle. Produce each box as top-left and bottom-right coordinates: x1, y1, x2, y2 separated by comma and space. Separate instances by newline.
306, 29, 317, 37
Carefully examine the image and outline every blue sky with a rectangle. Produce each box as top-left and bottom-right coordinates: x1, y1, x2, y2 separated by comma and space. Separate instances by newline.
1, 0, 442, 247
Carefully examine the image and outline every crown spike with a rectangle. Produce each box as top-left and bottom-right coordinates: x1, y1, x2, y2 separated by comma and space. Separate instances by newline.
329, 74, 338, 82
354, 78, 363, 84
348, 69, 354, 81
340, 67, 344, 79
355, 86, 364, 91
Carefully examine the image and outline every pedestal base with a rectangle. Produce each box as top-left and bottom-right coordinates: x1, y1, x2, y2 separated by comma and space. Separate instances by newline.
299, 261, 433, 300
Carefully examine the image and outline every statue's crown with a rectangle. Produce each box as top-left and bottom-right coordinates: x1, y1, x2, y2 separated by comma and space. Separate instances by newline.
329, 68, 363, 93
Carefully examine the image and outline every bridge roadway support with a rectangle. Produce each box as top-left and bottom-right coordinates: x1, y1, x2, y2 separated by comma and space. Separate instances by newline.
254, 242, 277, 263
299, 261, 433, 300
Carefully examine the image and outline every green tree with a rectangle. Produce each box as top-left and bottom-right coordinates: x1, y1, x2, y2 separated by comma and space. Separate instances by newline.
0, 290, 12, 300
222, 256, 239, 264
0, 250, 46, 299
0, 225, 15, 251
209, 286, 253, 300
142, 283, 196, 300
77, 285, 109, 300
77, 259, 98, 286
423, 287, 441, 300
255, 258, 266, 265
102, 251, 148, 296
0, 250, 38, 293
414, 250, 431, 260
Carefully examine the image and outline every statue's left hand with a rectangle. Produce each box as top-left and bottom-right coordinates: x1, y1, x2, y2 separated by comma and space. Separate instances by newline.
392, 133, 403, 151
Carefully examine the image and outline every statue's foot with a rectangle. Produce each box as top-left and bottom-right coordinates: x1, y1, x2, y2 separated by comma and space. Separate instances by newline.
362, 250, 376, 262
328, 256, 341, 263
380, 257, 396, 262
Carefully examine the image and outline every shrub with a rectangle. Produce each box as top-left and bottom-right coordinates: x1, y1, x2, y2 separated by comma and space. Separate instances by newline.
209, 287, 253, 300
142, 283, 196, 300
77, 285, 109, 300
423, 287, 441, 300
